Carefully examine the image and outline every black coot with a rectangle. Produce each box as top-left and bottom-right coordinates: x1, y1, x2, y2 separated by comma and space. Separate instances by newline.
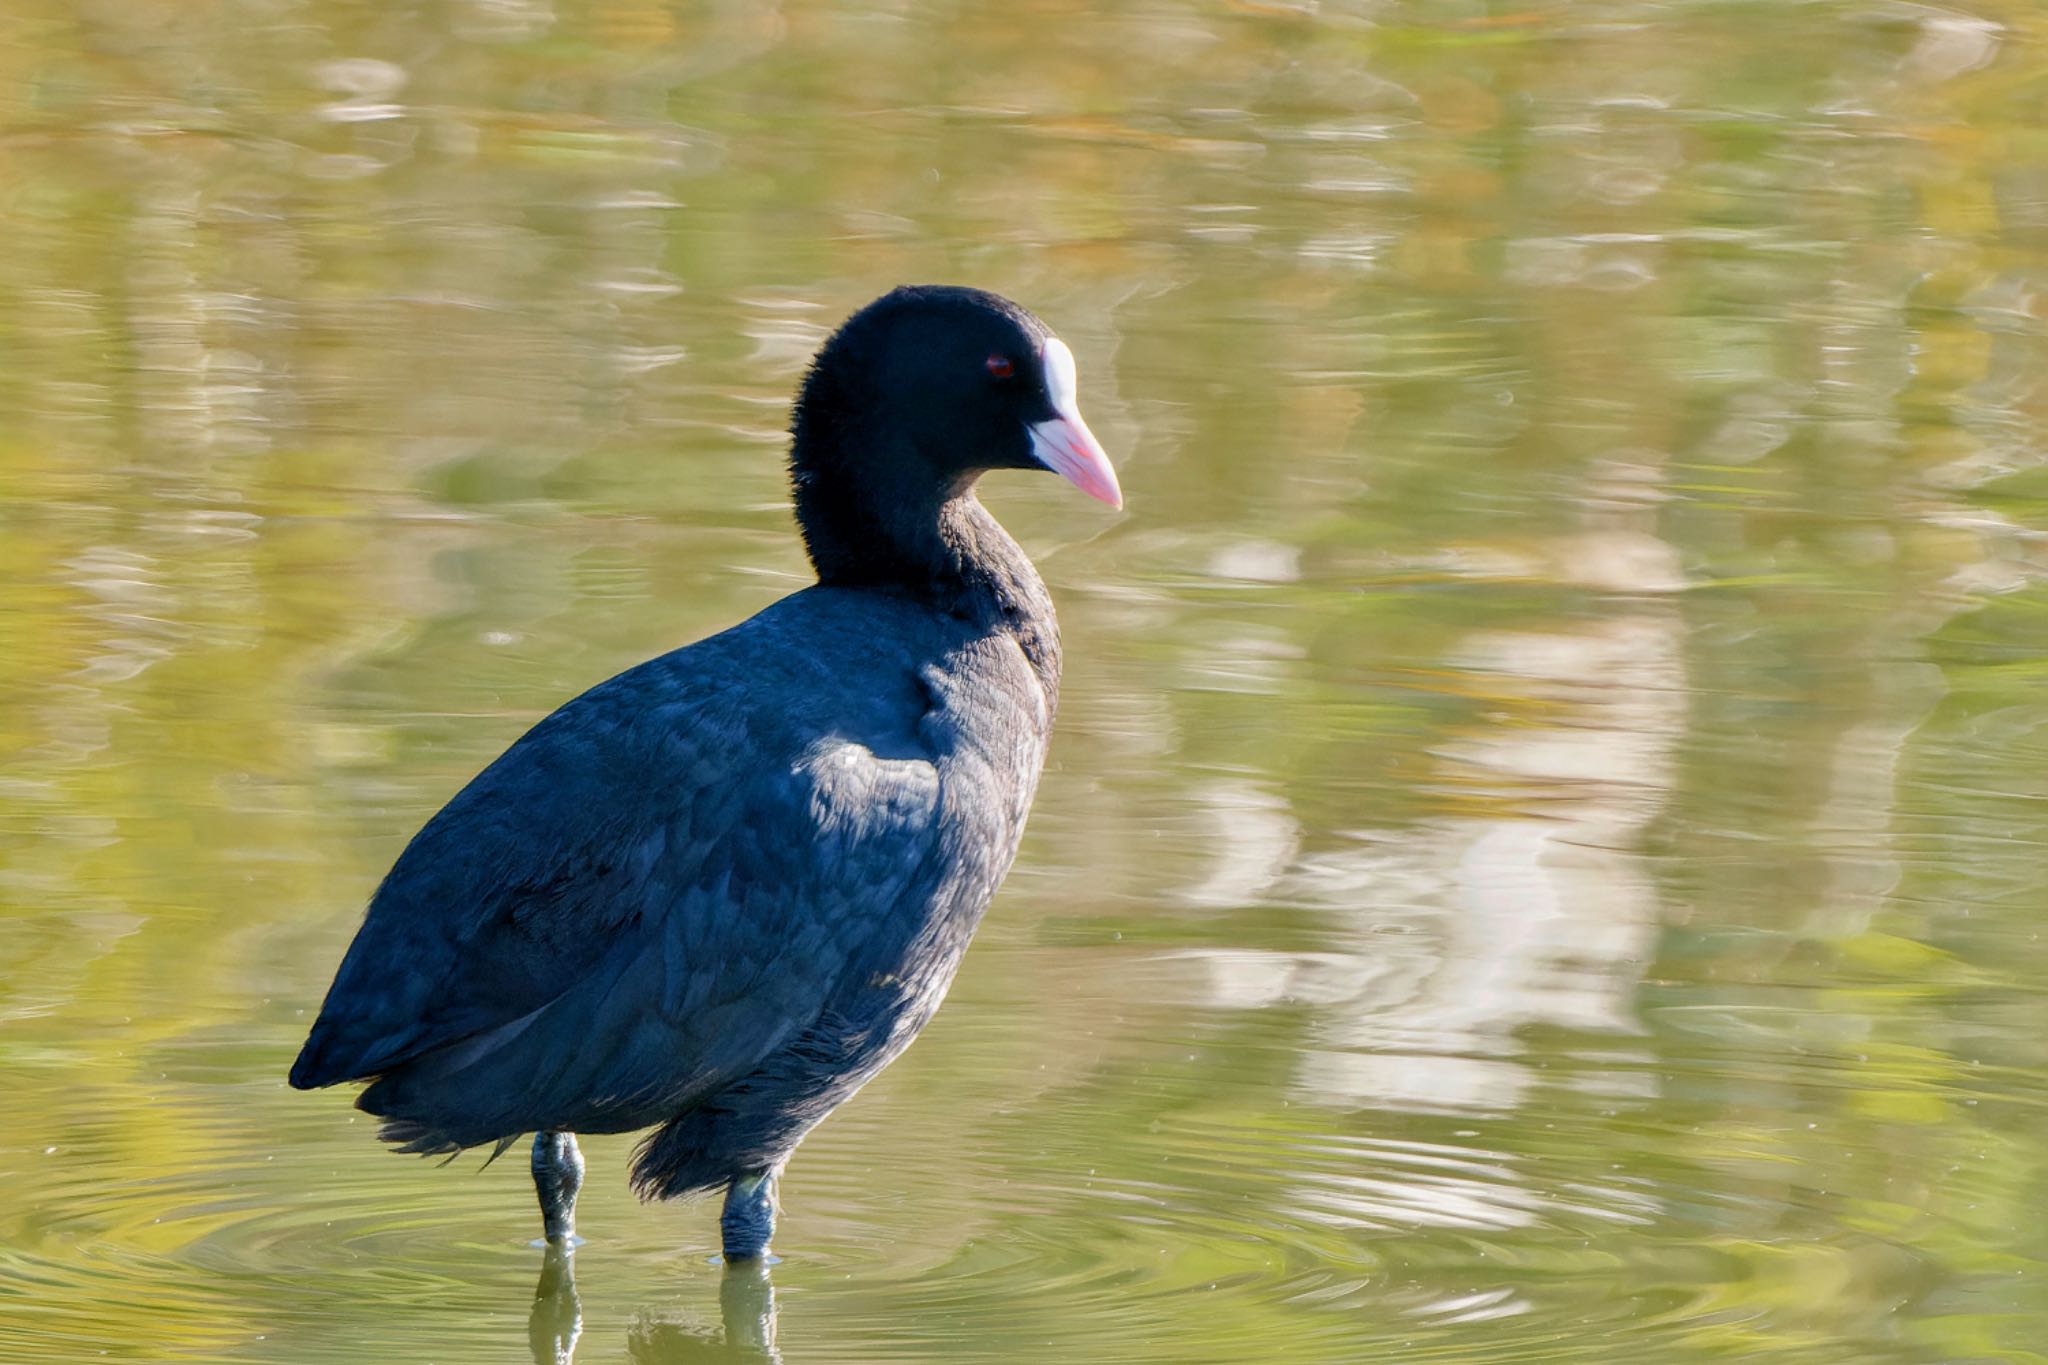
289, 286, 1122, 1259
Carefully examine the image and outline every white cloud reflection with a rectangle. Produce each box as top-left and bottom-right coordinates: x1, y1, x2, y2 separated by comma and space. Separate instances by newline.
1180, 497, 1687, 1129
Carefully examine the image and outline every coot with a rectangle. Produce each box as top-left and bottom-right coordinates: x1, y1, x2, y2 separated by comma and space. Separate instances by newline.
289, 286, 1121, 1260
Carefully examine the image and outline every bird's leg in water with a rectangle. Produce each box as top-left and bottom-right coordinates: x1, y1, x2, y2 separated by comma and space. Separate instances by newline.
720, 1169, 780, 1260
532, 1131, 584, 1245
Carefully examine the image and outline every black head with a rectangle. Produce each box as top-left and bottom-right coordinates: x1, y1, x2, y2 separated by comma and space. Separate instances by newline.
788, 285, 1120, 587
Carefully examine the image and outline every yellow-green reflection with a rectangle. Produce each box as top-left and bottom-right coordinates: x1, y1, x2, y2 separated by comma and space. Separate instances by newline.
4, 1, 2048, 1361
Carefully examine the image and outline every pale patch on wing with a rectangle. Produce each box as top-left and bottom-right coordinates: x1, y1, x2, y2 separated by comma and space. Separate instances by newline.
801, 739, 942, 842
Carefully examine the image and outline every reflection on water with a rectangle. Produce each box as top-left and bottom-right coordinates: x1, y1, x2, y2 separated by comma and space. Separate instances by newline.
1178, 465, 1687, 1124
530, 1245, 583, 1365
6, 0, 2048, 1360
529, 1249, 781, 1365
528, 1250, 782, 1365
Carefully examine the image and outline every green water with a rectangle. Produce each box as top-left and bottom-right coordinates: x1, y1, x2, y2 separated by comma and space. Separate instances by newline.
5, 2, 2048, 1361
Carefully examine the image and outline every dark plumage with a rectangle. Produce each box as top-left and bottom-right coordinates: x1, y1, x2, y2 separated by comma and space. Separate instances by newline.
289, 285, 1122, 1258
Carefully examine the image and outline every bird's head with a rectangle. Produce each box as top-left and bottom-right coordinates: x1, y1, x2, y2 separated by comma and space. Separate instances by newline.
791, 285, 1122, 512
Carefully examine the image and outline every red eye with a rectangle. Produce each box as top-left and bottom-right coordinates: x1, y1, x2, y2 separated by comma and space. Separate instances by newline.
985, 354, 1014, 379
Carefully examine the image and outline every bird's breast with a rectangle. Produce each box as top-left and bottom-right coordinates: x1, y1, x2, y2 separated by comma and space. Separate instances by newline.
913, 637, 1052, 934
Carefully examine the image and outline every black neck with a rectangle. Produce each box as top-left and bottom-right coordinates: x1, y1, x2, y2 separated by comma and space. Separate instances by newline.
789, 445, 1062, 701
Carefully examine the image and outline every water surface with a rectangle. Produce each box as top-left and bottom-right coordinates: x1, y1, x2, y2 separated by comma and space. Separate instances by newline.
4, 2, 2048, 1361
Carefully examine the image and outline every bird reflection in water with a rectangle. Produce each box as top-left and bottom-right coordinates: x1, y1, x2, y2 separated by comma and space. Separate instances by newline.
528, 1244, 582, 1365
528, 1247, 782, 1365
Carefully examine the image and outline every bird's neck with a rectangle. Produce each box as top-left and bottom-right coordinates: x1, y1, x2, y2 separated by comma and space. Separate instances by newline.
790, 455, 1062, 702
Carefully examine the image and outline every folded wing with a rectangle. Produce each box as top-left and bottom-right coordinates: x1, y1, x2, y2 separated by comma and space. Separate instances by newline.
289, 653, 943, 1153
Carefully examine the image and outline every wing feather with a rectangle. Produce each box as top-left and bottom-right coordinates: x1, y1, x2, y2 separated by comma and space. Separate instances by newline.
290, 645, 945, 1150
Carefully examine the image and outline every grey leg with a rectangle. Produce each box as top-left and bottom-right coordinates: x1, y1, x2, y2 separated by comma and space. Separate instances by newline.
532, 1131, 585, 1245
719, 1168, 779, 1261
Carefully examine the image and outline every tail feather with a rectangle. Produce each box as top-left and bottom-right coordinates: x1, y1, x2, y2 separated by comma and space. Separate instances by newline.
288, 1033, 348, 1091
368, 1110, 470, 1157
631, 1109, 732, 1202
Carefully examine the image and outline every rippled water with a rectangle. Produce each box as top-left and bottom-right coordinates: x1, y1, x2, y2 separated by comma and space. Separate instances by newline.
6, 2, 2048, 1361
